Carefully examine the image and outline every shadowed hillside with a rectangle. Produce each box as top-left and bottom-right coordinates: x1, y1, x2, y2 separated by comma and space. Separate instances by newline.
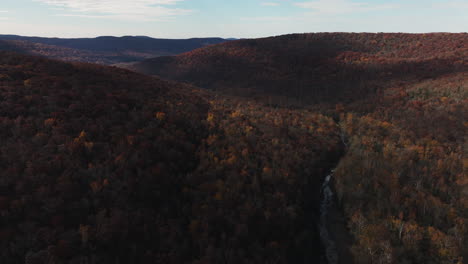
0, 40, 25, 53
1, 32, 466, 264
0, 35, 231, 65
131, 33, 467, 106
0, 51, 210, 263
129, 32, 468, 263
0, 52, 346, 264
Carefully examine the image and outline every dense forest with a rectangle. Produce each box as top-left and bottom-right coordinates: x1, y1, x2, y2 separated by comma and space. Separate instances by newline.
334, 70, 467, 263
0, 51, 208, 263
131, 33, 466, 106
0, 50, 346, 263
0, 35, 230, 65
0, 32, 467, 264
130, 33, 468, 263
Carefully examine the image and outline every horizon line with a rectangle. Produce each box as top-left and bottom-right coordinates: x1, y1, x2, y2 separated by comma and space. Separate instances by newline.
1, 31, 467, 40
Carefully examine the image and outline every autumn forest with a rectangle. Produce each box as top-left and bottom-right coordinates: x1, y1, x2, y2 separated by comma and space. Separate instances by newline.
0, 32, 467, 264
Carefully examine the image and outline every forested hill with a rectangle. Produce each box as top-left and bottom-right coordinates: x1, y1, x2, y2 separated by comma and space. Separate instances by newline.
0, 51, 209, 262
0, 39, 24, 52
128, 32, 468, 263
0, 51, 345, 263
0, 35, 231, 65
0, 32, 467, 264
130, 33, 467, 105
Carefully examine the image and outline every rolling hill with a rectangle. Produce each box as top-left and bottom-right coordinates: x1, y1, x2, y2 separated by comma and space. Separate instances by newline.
130, 33, 467, 106
129, 32, 468, 263
1, 32, 467, 264
0, 51, 346, 263
0, 50, 211, 263
0, 35, 231, 65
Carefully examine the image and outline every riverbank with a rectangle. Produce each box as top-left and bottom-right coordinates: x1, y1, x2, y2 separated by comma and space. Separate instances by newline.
325, 176, 354, 264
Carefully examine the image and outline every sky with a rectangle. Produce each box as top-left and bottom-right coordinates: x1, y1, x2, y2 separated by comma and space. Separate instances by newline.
0, 0, 467, 38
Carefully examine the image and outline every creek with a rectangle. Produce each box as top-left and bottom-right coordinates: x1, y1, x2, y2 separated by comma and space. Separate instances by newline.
319, 170, 339, 264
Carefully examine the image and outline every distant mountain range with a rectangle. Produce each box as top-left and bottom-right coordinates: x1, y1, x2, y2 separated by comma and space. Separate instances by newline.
0, 35, 232, 65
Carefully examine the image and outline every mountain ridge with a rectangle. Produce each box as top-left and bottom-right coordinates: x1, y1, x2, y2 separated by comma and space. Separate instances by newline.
129, 32, 467, 106
0, 35, 232, 65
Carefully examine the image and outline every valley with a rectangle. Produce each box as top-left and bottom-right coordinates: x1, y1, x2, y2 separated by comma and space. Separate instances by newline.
0, 32, 466, 264
0, 35, 231, 65
128, 32, 468, 263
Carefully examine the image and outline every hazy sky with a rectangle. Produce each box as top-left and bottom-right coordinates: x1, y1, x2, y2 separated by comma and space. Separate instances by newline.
0, 0, 467, 38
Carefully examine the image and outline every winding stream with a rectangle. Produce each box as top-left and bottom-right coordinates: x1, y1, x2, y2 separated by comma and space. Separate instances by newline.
319, 170, 339, 264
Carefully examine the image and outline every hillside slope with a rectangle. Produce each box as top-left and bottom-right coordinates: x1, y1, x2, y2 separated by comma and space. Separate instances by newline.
0, 51, 210, 263
0, 52, 347, 263
333, 69, 467, 263
131, 33, 467, 106
1, 33, 466, 264
130, 32, 468, 263
0, 35, 231, 65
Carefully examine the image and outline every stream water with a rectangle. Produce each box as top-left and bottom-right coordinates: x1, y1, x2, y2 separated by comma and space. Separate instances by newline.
319, 170, 339, 264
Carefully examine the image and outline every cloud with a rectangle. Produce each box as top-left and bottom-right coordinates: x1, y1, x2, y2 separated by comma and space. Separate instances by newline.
0, 10, 8, 20
432, 1, 468, 9
294, 0, 397, 14
261, 2, 280, 6
241, 16, 293, 22
33, 0, 191, 21
55, 14, 111, 19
